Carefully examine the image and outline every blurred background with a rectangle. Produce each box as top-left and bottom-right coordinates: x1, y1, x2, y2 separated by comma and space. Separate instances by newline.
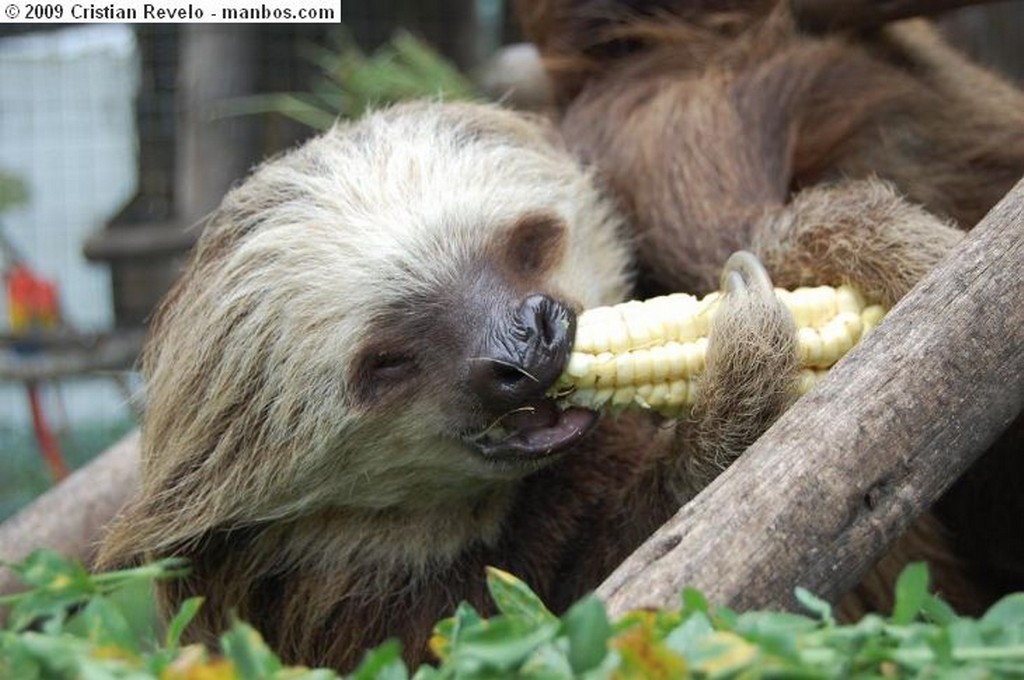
0, 2, 1021, 521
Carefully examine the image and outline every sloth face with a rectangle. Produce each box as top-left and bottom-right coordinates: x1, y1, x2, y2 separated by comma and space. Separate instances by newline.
323, 103, 632, 476
150, 102, 632, 513
349, 209, 605, 467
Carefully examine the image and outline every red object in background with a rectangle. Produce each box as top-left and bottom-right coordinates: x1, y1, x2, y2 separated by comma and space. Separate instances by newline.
4, 263, 69, 482
26, 382, 69, 481
6, 264, 60, 332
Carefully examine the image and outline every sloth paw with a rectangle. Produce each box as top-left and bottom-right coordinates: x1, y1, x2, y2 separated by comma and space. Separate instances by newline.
684, 252, 800, 478
708, 251, 796, 382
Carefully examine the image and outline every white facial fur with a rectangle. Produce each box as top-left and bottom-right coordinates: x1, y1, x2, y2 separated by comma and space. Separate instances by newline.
136, 102, 632, 554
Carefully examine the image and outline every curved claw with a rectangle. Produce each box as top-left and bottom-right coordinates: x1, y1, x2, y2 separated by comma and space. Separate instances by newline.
721, 250, 774, 295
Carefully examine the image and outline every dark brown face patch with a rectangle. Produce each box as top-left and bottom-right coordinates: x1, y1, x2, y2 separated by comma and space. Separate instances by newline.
347, 271, 511, 417
503, 212, 567, 281
357, 346, 420, 391
348, 211, 571, 422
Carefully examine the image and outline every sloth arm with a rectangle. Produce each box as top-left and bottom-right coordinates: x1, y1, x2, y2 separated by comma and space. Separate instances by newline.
561, 37, 966, 489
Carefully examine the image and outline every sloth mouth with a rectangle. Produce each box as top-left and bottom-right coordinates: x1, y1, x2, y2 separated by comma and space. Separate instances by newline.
464, 400, 600, 462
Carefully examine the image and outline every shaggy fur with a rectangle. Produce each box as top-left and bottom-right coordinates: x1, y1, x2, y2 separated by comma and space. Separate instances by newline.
518, 0, 1024, 615
98, 5, 1024, 671
99, 102, 678, 669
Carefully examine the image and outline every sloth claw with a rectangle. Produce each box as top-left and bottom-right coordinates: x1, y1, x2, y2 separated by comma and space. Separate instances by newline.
721, 250, 774, 296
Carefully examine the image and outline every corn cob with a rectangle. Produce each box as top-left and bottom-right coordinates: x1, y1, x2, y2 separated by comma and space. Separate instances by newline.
553, 284, 887, 417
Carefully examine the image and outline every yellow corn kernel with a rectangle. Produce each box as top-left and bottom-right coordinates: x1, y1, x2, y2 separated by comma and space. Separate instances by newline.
553, 284, 887, 416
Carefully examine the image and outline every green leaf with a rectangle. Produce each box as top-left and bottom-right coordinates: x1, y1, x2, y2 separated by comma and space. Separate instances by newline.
2, 550, 92, 592
89, 556, 190, 591
218, 28, 480, 129
0, 632, 43, 680
2, 551, 96, 631
681, 587, 709, 616
794, 587, 834, 625
919, 592, 958, 627
733, 610, 817, 660
926, 626, 955, 667
0, 170, 29, 212
519, 641, 576, 679
980, 593, 1024, 645
664, 612, 714, 658
350, 639, 407, 680
687, 631, 760, 678
982, 593, 1024, 627
409, 665, 445, 680
892, 562, 930, 625
449, 602, 484, 640
11, 631, 98, 677
215, 94, 339, 130
220, 618, 283, 678
485, 567, 557, 628
448, 618, 560, 673
165, 597, 204, 649
74, 596, 137, 653
561, 596, 612, 674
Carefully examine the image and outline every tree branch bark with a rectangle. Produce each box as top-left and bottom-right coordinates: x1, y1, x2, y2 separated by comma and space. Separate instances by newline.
597, 177, 1024, 616
0, 432, 140, 599
792, 0, 1010, 33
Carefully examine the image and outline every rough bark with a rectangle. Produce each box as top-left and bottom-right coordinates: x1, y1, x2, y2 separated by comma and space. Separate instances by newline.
793, 0, 1006, 33
597, 177, 1024, 617
0, 432, 140, 598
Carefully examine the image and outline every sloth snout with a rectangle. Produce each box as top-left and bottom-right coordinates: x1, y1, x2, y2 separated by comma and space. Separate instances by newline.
469, 293, 574, 408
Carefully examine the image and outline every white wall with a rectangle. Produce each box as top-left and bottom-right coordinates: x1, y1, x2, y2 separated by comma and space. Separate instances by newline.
0, 25, 140, 427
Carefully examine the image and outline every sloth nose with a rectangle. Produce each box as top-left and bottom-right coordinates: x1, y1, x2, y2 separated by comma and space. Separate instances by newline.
469, 294, 575, 408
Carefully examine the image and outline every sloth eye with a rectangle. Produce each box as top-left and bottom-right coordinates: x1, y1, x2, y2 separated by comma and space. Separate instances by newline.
368, 350, 418, 383
351, 346, 420, 405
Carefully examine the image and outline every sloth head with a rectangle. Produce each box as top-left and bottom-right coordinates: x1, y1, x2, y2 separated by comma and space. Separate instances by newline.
131, 102, 630, 550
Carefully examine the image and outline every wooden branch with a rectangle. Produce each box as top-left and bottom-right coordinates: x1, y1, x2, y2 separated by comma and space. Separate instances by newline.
792, 0, 1010, 33
83, 221, 197, 262
0, 329, 144, 381
597, 177, 1024, 617
0, 432, 140, 599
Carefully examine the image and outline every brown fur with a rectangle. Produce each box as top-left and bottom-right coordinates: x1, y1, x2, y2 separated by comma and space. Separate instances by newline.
518, 0, 1024, 615
97, 5, 1024, 672
97, 102, 685, 671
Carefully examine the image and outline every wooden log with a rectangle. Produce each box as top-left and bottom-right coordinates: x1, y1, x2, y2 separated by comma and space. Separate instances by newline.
792, 0, 1009, 33
0, 432, 140, 599
597, 177, 1024, 616
0, 330, 144, 381
82, 221, 196, 262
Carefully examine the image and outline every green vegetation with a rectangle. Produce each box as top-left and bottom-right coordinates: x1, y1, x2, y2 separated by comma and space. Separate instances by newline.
3, 551, 1024, 678
220, 31, 480, 130
0, 170, 28, 213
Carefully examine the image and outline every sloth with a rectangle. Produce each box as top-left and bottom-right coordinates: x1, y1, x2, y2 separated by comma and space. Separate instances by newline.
517, 0, 1024, 617
98, 6, 1024, 673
